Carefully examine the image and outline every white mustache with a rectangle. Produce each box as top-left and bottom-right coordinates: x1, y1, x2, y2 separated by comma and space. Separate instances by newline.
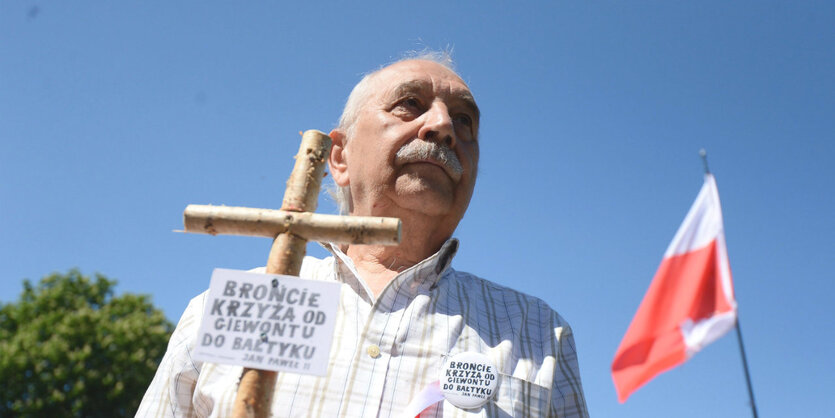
395, 140, 463, 182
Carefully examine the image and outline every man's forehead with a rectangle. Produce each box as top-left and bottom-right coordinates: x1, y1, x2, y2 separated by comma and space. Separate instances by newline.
372, 60, 479, 116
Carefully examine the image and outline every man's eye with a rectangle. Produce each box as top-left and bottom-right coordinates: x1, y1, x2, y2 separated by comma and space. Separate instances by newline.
454, 114, 473, 127
398, 97, 422, 109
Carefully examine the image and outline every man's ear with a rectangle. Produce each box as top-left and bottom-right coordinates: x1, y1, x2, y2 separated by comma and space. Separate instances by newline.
328, 129, 350, 187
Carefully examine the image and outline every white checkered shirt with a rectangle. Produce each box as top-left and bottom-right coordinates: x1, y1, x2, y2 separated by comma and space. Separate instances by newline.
136, 239, 588, 417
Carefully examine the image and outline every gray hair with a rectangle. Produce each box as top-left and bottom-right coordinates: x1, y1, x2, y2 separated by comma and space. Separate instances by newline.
331, 50, 460, 215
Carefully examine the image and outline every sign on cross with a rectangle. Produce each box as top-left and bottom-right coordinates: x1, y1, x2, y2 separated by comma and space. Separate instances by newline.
181, 130, 401, 418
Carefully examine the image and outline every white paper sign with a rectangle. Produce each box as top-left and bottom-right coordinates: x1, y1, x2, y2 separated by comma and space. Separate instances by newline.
193, 268, 340, 376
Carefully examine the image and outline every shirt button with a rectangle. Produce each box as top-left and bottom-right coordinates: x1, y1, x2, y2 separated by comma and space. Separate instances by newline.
367, 344, 381, 359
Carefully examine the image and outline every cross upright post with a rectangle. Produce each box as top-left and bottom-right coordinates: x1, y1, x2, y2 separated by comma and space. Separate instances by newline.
181, 130, 401, 418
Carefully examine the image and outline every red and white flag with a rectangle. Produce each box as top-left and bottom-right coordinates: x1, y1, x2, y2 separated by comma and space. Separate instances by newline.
612, 173, 737, 403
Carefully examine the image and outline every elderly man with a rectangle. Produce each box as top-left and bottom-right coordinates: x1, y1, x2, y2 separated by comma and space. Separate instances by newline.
138, 53, 588, 417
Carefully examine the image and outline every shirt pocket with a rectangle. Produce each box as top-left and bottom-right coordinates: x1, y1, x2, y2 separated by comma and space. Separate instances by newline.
489, 373, 550, 417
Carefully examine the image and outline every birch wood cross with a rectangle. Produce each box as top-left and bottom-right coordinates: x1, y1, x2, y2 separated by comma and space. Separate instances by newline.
181, 130, 401, 418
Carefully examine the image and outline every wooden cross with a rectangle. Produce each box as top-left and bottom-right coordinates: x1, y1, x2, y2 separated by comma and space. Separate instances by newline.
181, 130, 401, 418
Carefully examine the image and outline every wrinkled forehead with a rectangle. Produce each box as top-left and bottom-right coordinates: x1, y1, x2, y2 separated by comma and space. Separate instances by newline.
371, 60, 478, 111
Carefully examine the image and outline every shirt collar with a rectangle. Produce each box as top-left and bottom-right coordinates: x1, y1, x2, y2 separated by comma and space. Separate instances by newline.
320, 238, 460, 303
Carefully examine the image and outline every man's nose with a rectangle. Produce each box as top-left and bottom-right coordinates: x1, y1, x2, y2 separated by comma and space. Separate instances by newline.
418, 102, 455, 148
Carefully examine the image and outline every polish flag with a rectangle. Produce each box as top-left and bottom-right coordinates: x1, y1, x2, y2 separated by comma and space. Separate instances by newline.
612, 173, 737, 403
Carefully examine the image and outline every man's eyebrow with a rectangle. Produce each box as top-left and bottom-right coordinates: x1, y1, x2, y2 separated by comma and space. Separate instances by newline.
390, 80, 480, 121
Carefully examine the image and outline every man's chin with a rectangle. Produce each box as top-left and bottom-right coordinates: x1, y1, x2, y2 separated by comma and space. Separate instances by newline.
393, 189, 456, 217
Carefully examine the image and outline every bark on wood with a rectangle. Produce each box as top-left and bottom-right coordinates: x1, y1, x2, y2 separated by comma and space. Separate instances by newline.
183, 205, 401, 245
281, 130, 331, 213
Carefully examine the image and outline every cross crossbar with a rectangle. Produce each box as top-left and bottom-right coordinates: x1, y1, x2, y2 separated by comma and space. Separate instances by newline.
183, 205, 401, 244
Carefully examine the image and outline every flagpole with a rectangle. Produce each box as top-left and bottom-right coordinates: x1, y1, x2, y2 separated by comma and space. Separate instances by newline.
734, 318, 759, 418
700, 149, 759, 418
699, 148, 711, 174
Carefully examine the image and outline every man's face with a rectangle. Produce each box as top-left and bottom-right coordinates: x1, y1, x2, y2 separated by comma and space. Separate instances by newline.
333, 60, 480, 228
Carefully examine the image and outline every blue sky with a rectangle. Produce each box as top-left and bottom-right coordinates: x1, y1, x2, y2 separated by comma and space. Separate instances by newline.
2, 1, 832, 416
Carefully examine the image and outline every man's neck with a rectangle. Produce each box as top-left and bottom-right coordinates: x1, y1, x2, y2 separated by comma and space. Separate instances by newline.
344, 210, 452, 298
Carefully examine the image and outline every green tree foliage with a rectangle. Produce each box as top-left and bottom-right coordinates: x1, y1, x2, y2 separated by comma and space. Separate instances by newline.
0, 270, 173, 417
